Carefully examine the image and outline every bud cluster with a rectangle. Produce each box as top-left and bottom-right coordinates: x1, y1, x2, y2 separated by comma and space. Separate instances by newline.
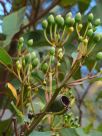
64, 112, 80, 128
42, 12, 102, 57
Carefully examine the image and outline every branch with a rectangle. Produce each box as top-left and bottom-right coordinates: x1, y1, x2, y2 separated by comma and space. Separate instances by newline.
0, 0, 8, 15
75, 83, 91, 125
25, 57, 81, 135
21, 0, 60, 30
66, 74, 98, 87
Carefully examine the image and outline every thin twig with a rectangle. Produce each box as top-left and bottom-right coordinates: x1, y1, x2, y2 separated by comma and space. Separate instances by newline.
12, 116, 18, 136
21, 0, 60, 31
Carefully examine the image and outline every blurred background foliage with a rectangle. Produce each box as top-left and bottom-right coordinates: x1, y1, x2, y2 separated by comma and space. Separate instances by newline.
0, 0, 102, 136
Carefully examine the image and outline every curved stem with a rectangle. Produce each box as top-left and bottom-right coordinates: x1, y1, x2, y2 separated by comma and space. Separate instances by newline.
62, 34, 70, 45
49, 72, 52, 100
91, 61, 97, 73
50, 24, 53, 41
54, 24, 57, 41
61, 25, 66, 41
86, 43, 96, 56
21, 85, 24, 113
44, 30, 53, 46
83, 23, 89, 38
76, 23, 80, 38
29, 89, 34, 113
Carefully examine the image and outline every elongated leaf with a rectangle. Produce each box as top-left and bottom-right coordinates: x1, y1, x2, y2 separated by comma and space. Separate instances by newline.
6, 82, 17, 100
0, 48, 12, 65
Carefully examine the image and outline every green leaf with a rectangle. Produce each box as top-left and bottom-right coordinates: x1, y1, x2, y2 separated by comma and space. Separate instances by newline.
90, 130, 102, 136
76, 128, 90, 136
0, 48, 12, 65
59, 128, 79, 136
2, 7, 25, 36
2, 7, 26, 47
30, 131, 51, 136
59, 128, 102, 136
84, 123, 93, 133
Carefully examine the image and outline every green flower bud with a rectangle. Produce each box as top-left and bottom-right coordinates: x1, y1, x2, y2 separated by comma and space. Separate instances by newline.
96, 52, 102, 60
67, 113, 73, 119
50, 47, 55, 55
64, 115, 68, 122
83, 38, 88, 44
48, 14, 55, 24
43, 80, 47, 85
19, 37, 24, 44
74, 123, 80, 128
57, 62, 61, 67
94, 34, 101, 42
68, 27, 74, 33
31, 51, 36, 60
55, 15, 64, 26
16, 60, 22, 70
94, 18, 101, 26
87, 29, 93, 37
66, 12, 72, 18
58, 48, 62, 53
18, 43, 23, 52
27, 39, 33, 46
88, 22, 93, 29
69, 117, 74, 124
42, 19, 48, 29
65, 17, 75, 26
88, 13, 94, 22
75, 116, 79, 122
75, 12, 81, 22
32, 58, 39, 67
78, 24, 83, 31
58, 52, 63, 59
27, 86, 31, 91
41, 63, 48, 72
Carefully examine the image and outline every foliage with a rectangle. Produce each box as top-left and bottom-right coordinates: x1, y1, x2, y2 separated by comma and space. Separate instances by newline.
0, 0, 102, 136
